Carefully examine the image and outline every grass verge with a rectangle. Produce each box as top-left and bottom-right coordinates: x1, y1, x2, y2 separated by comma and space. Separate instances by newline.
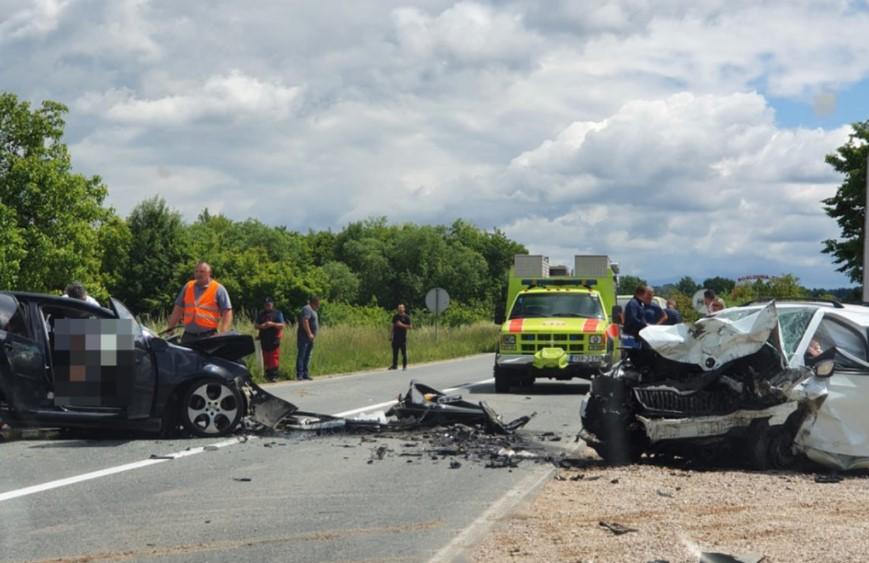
244, 322, 499, 382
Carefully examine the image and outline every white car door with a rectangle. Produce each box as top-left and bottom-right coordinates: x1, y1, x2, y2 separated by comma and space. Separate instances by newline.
796, 314, 869, 469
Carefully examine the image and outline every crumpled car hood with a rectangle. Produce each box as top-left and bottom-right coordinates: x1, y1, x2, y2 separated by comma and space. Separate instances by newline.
639, 302, 784, 371
184, 333, 255, 362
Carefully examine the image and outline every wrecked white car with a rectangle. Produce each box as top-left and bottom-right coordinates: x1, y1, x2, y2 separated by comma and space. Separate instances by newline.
580, 300, 869, 471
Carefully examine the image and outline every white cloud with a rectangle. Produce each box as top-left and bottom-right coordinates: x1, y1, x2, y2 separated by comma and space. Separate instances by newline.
5, 0, 869, 287
0, 0, 70, 41
77, 71, 301, 125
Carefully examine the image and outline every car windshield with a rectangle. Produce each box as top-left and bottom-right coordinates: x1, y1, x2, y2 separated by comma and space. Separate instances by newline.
717, 306, 816, 358
110, 297, 143, 336
509, 293, 604, 319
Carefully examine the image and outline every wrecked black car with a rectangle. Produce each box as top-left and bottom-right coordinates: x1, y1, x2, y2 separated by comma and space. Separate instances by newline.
580, 302, 831, 468
0, 291, 279, 437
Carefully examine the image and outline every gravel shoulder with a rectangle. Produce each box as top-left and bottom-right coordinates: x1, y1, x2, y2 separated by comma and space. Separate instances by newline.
471, 448, 869, 563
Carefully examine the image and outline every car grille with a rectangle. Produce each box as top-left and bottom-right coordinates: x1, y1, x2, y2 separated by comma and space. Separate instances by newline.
633, 387, 738, 416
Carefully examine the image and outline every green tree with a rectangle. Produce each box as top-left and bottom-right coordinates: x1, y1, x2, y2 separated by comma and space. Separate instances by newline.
0, 203, 25, 288
702, 276, 736, 296
116, 197, 189, 315
766, 274, 808, 299
95, 214, 132, 301
822, 120, 869, 284
0, 92, 110, 292
617, 275, 648, 295
322, 261, 360, 303
674, 276, 699, 296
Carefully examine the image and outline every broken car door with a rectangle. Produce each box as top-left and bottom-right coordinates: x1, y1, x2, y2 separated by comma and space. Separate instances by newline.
798, 316, 869, 468
42, 300, 146, 415
109, 297, 156, 419
0, 294, 49, 411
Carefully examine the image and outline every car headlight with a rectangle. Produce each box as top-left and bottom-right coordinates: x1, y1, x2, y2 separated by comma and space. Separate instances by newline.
589, 335, 602, 344
501, 334, 517, 350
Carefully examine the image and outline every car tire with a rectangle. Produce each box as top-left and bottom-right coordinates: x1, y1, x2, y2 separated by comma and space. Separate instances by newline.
746, 420, 798, 470
181, 378, 244, 437
766, 426, 798, 469
589, 414, 645, 465
494, 367, 511, 393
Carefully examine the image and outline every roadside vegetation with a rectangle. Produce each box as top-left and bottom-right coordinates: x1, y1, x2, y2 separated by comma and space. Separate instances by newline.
146, 312, 498, 382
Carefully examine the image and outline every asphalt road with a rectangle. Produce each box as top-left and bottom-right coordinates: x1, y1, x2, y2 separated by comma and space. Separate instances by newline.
0, 354, 589, 562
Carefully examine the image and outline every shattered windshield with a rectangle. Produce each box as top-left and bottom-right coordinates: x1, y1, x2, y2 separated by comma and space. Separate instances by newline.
509, 293, 604, 319
778, 309, 816, 357
718, 306, 816, 358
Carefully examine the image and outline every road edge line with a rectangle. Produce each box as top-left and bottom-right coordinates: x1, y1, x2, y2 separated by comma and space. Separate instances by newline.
428, 463, 558, 563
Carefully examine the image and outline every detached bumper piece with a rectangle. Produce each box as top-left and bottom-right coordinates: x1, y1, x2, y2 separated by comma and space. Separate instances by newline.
387, 381, 533, 434
246, 380, 532, 436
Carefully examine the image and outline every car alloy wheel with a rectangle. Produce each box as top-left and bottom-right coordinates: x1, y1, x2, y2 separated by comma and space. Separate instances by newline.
182, 378, 243, 437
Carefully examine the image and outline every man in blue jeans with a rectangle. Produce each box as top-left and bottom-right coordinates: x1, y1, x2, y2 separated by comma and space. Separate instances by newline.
296, 296, 320, 381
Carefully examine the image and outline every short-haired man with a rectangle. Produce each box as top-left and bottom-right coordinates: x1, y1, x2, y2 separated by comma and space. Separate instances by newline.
167, 262, 233, 345
296, 296, 320, 381
389, 304, 412, 371
623, 286, 650, 338
255, 297, 286, 382
664, 299, 683, 325
644, 290, 668, 325
63, 281, 100, 307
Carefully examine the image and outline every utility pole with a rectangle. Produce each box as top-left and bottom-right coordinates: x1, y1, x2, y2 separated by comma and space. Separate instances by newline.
864, 152, 869, 303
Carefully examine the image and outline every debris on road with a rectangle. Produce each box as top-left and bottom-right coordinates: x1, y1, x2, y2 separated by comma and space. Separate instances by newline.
242, 380, 547, 471
385, 381, 534, 434
232, 477, 252, 482
813, 473, 843, 483
599, 521, 638, 535
699, 553, 765, 563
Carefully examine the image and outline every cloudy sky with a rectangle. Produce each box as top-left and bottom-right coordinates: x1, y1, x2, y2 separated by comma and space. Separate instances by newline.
3, 0, 868, 288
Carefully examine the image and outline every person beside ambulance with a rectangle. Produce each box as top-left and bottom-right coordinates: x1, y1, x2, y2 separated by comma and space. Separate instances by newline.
167, 261, 233, 344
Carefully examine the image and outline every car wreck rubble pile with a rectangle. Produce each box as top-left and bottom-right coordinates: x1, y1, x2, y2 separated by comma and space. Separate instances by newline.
580, 301, 869, 472
244, 380, 580, 470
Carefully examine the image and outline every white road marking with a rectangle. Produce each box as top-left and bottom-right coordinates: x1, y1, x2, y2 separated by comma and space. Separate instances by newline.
0, 376, 496, 504
428, 464, 557, 563
0, 436, 244, 503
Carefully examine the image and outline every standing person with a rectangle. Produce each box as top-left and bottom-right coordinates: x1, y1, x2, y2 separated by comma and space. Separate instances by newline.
623, 286, 650, 338
703, 289, 726, 315
664, 299, 683, 325
63, 281, 100, 307
166, 261, 233, 345
255, 297, 286, 382
389, 304, 412, 371
644, 291, 668, 325
295, 296, 320, 381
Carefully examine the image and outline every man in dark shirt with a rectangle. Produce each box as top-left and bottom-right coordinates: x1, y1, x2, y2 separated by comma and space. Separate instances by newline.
389, 304, 412, 371
255, 297, 285, 382
623, 286, 650, 337
664, 299, 683, 325
296, 296, 320, 381
623, 286, 654, 367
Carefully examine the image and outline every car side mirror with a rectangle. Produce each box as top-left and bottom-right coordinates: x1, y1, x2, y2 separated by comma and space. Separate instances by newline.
814, 359, 835, 378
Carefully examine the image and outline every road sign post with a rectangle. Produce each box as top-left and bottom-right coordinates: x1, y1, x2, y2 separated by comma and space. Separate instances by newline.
425, 287, 450, 341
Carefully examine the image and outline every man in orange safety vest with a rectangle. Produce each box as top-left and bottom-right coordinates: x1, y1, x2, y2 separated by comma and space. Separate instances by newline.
167, 261, 233, 345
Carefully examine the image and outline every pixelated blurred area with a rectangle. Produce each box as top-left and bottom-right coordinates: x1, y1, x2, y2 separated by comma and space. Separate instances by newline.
53, 318, 137, 407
